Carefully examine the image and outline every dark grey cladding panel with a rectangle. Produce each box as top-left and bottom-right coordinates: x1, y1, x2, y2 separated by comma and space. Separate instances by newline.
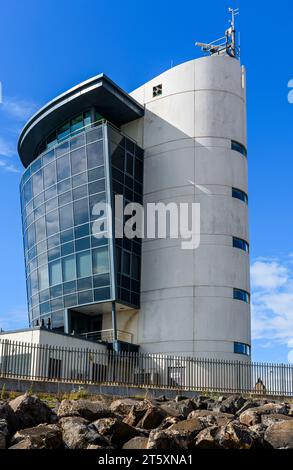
18, 74, 144, 168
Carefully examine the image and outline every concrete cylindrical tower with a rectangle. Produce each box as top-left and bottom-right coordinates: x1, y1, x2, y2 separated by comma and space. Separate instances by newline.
123, 54, 250, 360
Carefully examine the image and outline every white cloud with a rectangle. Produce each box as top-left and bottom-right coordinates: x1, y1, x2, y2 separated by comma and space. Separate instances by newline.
251, 257, 293, 363
0, 160, 20, 173
0, 96, 37, 173
1, 97, 37, 122
0, 136, 15, 158
251, 260, 289, 290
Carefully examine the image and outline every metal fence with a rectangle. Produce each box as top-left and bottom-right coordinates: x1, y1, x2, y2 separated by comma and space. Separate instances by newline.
0, 339, 293, 396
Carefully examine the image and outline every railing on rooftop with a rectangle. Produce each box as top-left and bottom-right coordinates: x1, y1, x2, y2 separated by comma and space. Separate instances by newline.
79, 329, 134, 344
0, 338, 293, 396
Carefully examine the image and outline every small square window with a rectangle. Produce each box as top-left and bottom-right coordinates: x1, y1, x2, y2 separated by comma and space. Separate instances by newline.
153, 84, 162, 98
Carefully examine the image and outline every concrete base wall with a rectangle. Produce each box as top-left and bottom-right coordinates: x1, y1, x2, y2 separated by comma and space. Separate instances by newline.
0, 376, 200, 399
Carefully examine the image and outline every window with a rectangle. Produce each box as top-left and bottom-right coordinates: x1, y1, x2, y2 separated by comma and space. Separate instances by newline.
32, 170, 43, 196
49, 260, 62, 286
46, 210, 60, 237
43, 162, 56, 188
76, 251, 92, 278
92, 247, 109, 274
38, 265, 49, 291
126, 152, 134, 176
233, 288, 250, 303
111, 144, 125, 171
231, 140, 247, 157
122, 251, 131, 276
71, 147, 86, 175
78, 290, 93, 305
62, 255, 76, 282
56, 141, 69, 157
87, 141, 104, 169
59, 205, 73, 231
72, 172, 87, 188
75, 236, 90, 252
75, 223, 90, 239
70, 114, 83, 135
71, 133, 85, 150
57, 123, 70, 142
234, 342, 251, 356
132, 255, 140, 280
232, 187, 248, 204
35, 217, 46, 243
153, 84, 162, 97
73, 198, 89, 226
57, 154, 70, 181
73, 185, 88, 200
233, 237, 249, 252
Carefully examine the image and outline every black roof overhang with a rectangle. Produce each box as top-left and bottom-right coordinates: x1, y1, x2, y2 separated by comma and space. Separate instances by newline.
18, 74, 144, 168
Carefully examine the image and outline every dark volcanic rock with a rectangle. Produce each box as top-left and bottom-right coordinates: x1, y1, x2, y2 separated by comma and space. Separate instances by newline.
195, 422, 256, 449
160, 399, 195, 419
0, 420, 8, 449
9, 394, 53, 430
123, 436, 149, 449
0, 401, 17, 435
92, 418, 141, 446
168, 417, 205, 439
60, 416, 110, 449
10, 424, 62, 449
239, 403, 289, 427
147, 429, 189, 450
264, 420, 293, 449
156, 416, 182, 431
57, 399, 115, 421
187, 409, 235, 427
215, 395, 246, 414
110, 398, 141, 416
124, 401, 166, 429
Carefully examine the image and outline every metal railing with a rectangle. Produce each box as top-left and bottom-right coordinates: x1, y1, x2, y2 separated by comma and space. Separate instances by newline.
79, 329, 134, 344
0, 339, 293, 396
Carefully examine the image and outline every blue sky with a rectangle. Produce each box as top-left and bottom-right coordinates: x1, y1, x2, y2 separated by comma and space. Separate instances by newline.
0, 0, 292, 363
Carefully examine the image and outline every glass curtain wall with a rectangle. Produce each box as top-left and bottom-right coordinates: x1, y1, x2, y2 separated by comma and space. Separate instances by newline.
20, 123, 112, 330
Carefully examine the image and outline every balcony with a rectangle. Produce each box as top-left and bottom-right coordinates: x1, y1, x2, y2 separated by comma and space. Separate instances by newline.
79, 329, 134, 344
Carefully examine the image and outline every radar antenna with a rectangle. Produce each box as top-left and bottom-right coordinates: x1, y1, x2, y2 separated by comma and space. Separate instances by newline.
195, 7, 240, 59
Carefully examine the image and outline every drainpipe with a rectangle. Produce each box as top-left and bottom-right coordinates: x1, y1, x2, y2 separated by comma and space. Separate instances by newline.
111, 301, 118, 351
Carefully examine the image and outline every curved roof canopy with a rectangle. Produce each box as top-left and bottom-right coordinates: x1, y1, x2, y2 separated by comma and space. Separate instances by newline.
18, 74, 144, 168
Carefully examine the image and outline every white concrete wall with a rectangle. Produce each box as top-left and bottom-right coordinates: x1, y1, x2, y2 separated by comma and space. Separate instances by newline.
123, 55, 251, 360
0, 329, 108, 380
0, 329, 106, 352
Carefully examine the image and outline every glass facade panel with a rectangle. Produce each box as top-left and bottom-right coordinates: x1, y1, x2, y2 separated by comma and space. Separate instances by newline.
77, 251, 92, 278
43, 162, 56, 188
71, 147, 87, 175
92, 247, 109, 275
232, 187, 248, 204
231, 140, 247, 157
233, 237, 249, 252
49, 259, 62, 286
108, 126, 143, 309
233, 288, 250, 303
57, 154, 70, 181
234, 342, 251, 356
62, 255, 76, 282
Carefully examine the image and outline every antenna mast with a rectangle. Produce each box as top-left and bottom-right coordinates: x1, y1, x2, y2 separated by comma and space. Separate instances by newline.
195, 7, 240, 59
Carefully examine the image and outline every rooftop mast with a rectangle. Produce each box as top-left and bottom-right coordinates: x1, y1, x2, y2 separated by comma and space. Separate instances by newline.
195, 7, 240, 59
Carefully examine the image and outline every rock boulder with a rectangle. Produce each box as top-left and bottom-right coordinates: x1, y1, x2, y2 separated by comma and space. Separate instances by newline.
9, 394, 53, 430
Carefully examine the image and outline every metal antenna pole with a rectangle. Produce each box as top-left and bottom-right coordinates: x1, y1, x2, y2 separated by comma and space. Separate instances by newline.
195, 7, 240, 59
228, 7, 239, 58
